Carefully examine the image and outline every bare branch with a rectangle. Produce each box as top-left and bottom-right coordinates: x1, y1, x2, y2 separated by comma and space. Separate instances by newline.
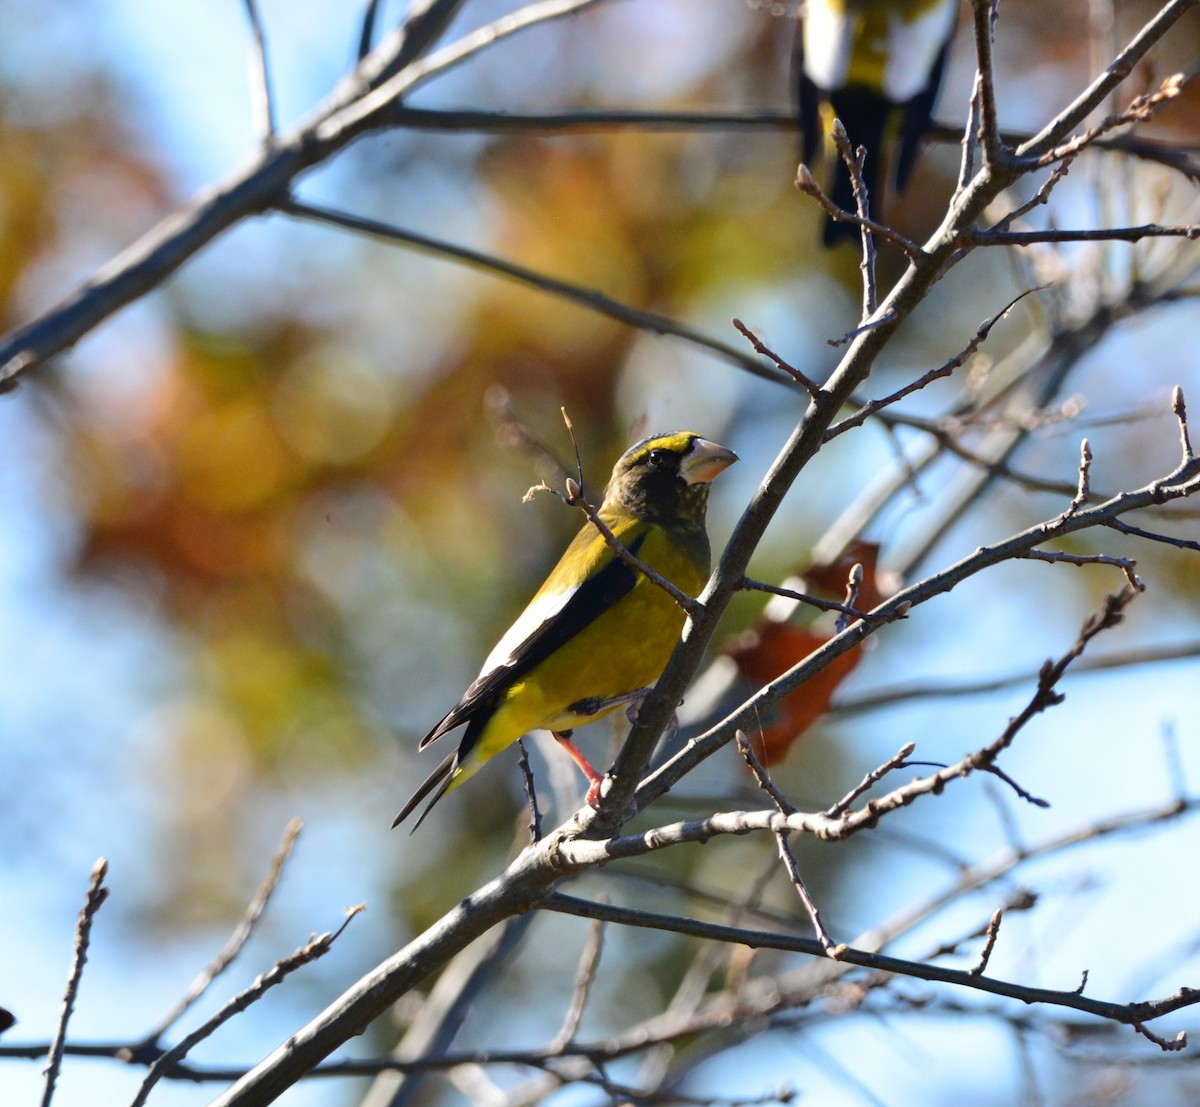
1105, 516, 1200, 553
735, 730, 796, 817
41, 860, 109, 1107
823, 743, 917, 819
544, 894, 1200, 1033
1018, 548, 1143, 592
240, 0, 276, 141
551, 919, 606, 1049
740, 735, 845, 955
972, 222, 1199, 246
0, 0, 613, 387
794, 165, 924, 260
833, 639, 1200, 714
737, 576, 885, 624
140, 819, 303, 1046
986, 157, 1079, 237
131, 908, 363, 1107
970, 910, 1005, 977
281, 200, 791, 388
517, 738, 544, 842
357, 0, 385, 60
1067, 438, 1093, 516
1174, 385, 1195, 462
957, 72, 984, 191
969, 0, 1007, 168
825, 286, 1043, 441
827, 310, 898, 349
1033, 73, 1187, 168
731, 318, 821, 397
829, 122, 879, 316
1016, 0, 1199, 161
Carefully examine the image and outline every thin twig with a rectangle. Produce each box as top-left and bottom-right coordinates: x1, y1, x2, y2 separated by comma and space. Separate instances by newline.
830, 123, 879, 316
983, 763, 1050, 809
281, 200, 790, 388
551, 918, 606, 1049
731, 318, 821, 397
735, 730, 796, 816
736, 733, 843, 957
827, 311, 899, 349
130, 908, 363, 1107
1032, 74, 1187, 168
972, 223, 1199, 246
1067, 438, 1093, 516
139, 818, 304, 1046
970, 910, 1004, 977
1105, 517, 1200, 553
517, 738, 544, 842
823, 743, 917, 819
1174, 385, 1195, 461
957, 72, 983, 191
41, 859, 109, 1107
825, 287, 1043, 441
970, 0, 1007, 168
833, 638, 1200, 715
835, 563, 863, 635
794, 165, 923, 260
358, 0, 385, 60
985, 156, 1079, 236
377, 106, 1200, 179
1133, 1021, 1188, 1051
545, 894, 1200, 1035
1019, 548, 1143, 592
550, 481, 702, 619
240, 0, 276, 141
738, 576, 883, 624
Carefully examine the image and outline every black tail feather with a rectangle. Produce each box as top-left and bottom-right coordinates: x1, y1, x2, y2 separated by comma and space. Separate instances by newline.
393, 750, 457, 831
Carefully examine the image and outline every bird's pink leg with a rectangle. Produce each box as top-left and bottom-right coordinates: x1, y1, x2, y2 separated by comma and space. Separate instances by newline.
552, 730, 605, 807
554, 687, 677, 809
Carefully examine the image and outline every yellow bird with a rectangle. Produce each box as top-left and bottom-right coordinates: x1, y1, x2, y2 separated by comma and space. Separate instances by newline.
394, 432, 738, 829
797, 0, 958, 245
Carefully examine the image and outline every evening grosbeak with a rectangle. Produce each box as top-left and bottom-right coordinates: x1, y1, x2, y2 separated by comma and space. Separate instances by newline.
797, 0, 958, 246
394, 432, 738, 830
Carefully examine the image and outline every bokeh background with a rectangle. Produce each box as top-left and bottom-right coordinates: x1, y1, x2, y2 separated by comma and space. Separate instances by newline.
1, 1, 1199, 1104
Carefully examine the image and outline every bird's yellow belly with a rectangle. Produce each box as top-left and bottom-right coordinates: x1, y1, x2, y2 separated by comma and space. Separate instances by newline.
473, 535, 704, 765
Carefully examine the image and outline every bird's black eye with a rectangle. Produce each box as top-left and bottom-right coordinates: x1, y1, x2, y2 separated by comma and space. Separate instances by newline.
646, 448, 670, 468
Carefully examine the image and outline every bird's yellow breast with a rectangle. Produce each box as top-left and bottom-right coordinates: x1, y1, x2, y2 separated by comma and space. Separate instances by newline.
475, 523, 706, 761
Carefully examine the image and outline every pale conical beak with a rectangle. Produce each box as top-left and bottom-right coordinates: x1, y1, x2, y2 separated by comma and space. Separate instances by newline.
680, 438, 738, 485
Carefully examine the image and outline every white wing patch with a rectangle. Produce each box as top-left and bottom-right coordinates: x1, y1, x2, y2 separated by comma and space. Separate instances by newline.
478, 583, 580, 677
802, 2, 853, 91
883, 1, 957, 102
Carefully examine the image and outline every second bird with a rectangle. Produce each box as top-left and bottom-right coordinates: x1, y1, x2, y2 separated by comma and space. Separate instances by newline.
797, 0, 958, 246
394, 432, 737, 830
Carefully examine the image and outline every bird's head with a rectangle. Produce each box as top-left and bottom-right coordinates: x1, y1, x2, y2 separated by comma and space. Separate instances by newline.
603, 432, 738, 527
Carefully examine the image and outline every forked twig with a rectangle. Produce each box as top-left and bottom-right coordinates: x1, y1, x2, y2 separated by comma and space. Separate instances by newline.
736, 732, 844, 957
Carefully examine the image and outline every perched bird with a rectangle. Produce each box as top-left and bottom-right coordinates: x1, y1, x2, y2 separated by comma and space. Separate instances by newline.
796, 0, 958, 246
394, 432, 738, 830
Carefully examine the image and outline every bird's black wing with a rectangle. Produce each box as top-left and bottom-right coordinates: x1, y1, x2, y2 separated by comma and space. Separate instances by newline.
418, 531, 647, 750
